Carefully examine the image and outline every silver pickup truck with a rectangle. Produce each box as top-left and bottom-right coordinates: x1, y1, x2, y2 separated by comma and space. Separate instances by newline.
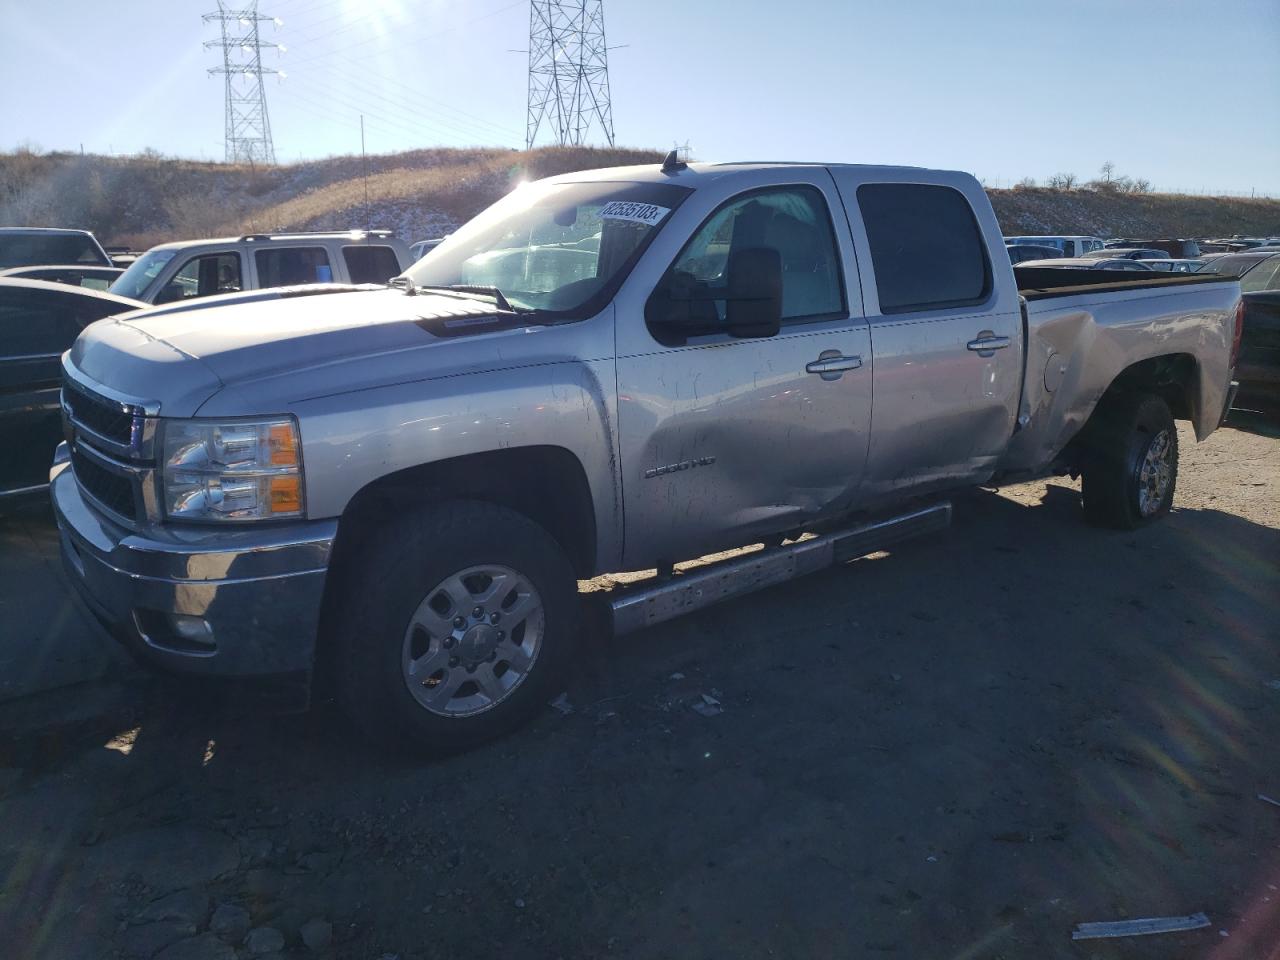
51, 158, 1242, 754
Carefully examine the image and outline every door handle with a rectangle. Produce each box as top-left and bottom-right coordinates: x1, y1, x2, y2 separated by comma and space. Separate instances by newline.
966, 331, 1011, 357
806, 352, 863, 381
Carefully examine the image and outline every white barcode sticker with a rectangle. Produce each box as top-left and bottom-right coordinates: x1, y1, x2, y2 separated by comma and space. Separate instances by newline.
599, 201, 670, 227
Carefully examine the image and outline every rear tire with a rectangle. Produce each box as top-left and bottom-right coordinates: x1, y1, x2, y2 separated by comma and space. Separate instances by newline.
331, 500, 579, 756
1080, 392, 1178, 530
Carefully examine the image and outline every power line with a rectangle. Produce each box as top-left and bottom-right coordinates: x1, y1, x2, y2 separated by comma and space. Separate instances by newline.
526, 0, 615, 150
203, 1, 283, 164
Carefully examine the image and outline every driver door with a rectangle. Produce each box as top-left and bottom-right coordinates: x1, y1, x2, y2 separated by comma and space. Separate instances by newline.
614, 174, 873, 569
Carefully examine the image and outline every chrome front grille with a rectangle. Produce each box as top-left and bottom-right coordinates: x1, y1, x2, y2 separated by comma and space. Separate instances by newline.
61, 368, 158, 526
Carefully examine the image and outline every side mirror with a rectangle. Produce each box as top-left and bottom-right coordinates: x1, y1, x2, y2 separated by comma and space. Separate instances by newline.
724, 246, 782, 338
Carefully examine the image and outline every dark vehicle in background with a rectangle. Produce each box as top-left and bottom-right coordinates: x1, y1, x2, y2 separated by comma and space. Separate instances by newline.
1143, 259, 1204, 274
409, 237, 447, 261
1083, 247, 1170, 261
1017, 257, 1153, 272
0, 228, 112, 270
1196, 253, 1280, 413
0, 279, 144, 498
1105, 239, 1200, 258
0, 265, 124, 291
1006, 243, 1063, 264
1208, 238, 1267, 250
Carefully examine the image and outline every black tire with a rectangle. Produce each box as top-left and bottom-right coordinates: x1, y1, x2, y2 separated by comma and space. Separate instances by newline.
1080, 392, 1178, 530
331, 500, 579, 756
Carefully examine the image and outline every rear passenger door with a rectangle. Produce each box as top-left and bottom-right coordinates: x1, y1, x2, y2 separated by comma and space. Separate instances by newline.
828, 174, 1023, 504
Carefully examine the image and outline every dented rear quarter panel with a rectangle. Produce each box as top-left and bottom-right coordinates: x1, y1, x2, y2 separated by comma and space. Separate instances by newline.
1001, 279, 1239, 474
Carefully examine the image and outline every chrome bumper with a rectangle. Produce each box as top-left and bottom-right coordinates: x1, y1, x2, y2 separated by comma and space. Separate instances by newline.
51, 454, 336, 677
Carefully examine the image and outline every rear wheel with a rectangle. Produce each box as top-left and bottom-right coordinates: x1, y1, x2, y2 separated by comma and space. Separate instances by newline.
1080, 392, 1178, 529
332, 500, 579, 756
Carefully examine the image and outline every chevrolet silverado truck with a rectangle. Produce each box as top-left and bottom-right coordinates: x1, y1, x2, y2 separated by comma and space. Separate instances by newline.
51, 158, 1242, 754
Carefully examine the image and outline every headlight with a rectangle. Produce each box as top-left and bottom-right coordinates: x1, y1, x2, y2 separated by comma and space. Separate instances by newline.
161, 417, 304, 522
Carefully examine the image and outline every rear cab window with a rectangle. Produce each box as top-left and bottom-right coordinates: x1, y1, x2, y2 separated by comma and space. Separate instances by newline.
342, 245, 401, 284
856, 183, 992, 314
255, 246, 332, 287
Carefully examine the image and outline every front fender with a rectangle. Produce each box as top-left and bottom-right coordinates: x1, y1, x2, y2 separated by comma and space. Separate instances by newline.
292, 358, 621, 571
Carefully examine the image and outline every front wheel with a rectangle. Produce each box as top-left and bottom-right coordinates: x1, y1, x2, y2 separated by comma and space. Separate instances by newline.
331, 500, 579, 756
1080, 392, 1178, 530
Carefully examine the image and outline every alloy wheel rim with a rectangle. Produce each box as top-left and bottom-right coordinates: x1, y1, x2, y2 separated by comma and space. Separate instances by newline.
401, 564, 544, 717
1137, 429, 1173, 517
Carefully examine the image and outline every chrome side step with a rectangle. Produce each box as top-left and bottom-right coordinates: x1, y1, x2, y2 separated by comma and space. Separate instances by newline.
610, 502, 952, 635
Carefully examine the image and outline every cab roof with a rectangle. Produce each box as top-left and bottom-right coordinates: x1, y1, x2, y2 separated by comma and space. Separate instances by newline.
547, 159, 959, 187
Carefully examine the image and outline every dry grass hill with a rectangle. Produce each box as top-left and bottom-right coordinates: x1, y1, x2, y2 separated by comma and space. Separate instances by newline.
1, 146, 1277, 249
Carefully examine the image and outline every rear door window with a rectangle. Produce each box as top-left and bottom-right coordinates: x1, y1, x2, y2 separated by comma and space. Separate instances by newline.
255, 247, 332, 287
856, 183, 992, 314
342, 245, 401, 284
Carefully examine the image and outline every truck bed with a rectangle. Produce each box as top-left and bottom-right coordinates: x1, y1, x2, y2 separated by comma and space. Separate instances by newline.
1014, 266, 1227, 300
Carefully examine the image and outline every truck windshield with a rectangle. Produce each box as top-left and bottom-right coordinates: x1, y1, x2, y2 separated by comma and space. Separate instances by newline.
403, 180, 691, 317
110, 248, 177, 300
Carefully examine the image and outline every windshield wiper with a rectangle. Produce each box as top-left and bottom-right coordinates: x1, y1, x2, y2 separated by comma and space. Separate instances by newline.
409, 283, 528, 313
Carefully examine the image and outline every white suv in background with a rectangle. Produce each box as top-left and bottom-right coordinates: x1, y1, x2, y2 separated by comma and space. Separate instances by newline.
1004, 235, 1104, 257
108, 230, 412, 305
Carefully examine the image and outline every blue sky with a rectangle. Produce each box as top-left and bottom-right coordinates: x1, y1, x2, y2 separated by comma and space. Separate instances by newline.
2, 0, 1278, 195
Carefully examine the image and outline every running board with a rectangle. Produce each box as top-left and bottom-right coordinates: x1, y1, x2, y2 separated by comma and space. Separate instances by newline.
610, 502, 952, 636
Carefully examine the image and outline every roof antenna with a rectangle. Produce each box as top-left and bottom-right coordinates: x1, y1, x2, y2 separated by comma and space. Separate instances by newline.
661, 141, 689, 175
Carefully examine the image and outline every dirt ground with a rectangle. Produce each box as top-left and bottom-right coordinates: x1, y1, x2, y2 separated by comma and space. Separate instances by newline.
1, 415, 1277, 960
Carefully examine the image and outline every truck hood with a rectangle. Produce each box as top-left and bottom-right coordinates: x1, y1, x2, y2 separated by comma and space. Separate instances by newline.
70, 288, 531, 416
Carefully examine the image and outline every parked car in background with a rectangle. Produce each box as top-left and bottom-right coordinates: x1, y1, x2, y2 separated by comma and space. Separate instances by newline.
1143, 259, 1204, 274
0, 279, 144, 499
53, 158, 1241, 753
1196, 253, 1280, 413
409, 238, 447, 261
1083, 247, 1170, 261
0, 227, 112, 270
103, 246, 143, 268
0, 264, 124, 291
1006, 244, 1063, 264
1104, 239, 1200, 258
1005, 235, 1103, 257
1209, 238, 1268, 250
1019, 257, 1154, 272
1194, 252, 1280, 284
109, 231, 413, 306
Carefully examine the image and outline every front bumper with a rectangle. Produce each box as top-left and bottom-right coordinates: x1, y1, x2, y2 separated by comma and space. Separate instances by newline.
51, 455, 337, 677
